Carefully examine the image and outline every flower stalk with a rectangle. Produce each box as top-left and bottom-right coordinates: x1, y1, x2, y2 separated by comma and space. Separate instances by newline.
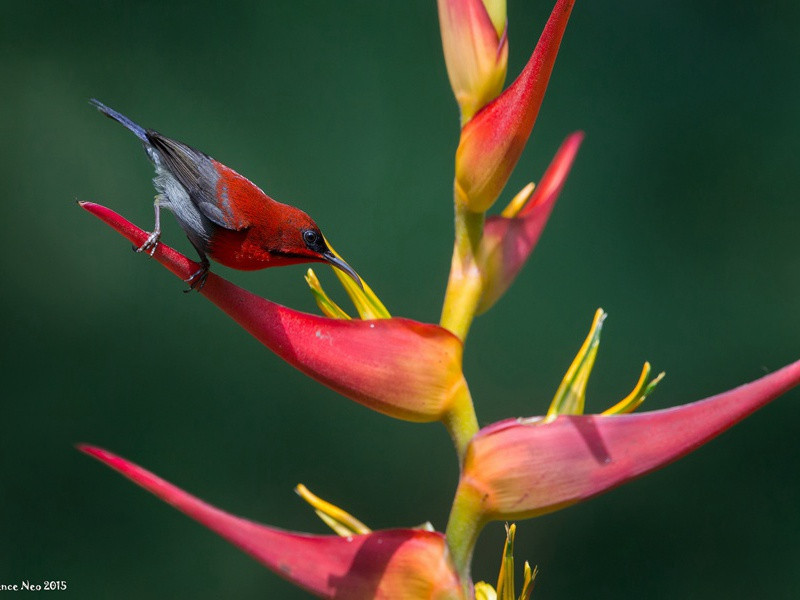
442, 377, 480, 464
440, 206, 485, 342
444, 477, 486, 591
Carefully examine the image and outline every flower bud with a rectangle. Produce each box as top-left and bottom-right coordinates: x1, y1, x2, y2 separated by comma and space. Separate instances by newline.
438, 0, 508, 124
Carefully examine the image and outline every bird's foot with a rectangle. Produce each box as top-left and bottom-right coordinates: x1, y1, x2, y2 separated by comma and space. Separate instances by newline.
183, 263, 210, 293
134, 231, 161, 256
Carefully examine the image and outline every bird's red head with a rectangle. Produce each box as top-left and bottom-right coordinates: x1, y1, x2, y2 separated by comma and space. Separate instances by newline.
259, 204, 362, 287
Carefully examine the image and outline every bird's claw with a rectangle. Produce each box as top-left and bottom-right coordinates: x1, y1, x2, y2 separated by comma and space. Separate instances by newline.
183, 263, 210, 293
134, 231, 160, 256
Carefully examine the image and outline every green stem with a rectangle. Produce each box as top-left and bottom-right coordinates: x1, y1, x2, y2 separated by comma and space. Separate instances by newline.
440, 206, 485, 342
440, 204, 486, 591
445, 483, 485, 593
442, 379, 479, 464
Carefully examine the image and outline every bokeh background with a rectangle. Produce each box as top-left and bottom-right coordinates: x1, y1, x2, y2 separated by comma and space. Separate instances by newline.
2, 1, 799, 598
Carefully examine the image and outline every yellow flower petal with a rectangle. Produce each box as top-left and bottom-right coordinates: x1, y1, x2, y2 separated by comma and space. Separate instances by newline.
295, 484, 371, 536
547, 308, 606, 418
499, 182, 535, 219
305, 268, 351, 320
495, 523, 516, 600
474, 582, 498, 600
518, 562, 537, 600
325, 241, 391, 320
603, 362, 665, 415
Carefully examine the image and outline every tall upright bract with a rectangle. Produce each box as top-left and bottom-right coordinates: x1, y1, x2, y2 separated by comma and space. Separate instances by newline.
453, 0, 574, 213
440, 0, 576, 342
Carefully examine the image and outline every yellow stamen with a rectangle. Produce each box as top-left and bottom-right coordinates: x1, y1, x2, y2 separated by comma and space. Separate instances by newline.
305, 269, 351, 319
548, 308, 606, 418
500, 182, 535, 218
495, 523, 517, 600
295, 484, 371, 536
324, 240, 391, 319
603, 362, 665, 415
518, 562, 538, 600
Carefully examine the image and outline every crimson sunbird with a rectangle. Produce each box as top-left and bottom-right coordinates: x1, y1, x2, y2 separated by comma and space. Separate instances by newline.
91, 99, 361, 290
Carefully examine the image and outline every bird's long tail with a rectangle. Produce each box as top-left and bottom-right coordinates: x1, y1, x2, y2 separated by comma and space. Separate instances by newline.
90, 99, 149, 143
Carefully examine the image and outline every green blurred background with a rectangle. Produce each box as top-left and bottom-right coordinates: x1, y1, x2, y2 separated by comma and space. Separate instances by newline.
2, 1, 799, 597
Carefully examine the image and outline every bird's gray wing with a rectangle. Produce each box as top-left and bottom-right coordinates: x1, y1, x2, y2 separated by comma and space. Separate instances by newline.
146, 131, 249, 231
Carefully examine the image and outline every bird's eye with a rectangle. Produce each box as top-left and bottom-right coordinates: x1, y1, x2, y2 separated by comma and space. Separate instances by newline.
303, 230, 320, 247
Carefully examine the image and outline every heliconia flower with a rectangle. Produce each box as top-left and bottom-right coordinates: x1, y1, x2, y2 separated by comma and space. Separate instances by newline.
79, 445, 465, 600
305, 254, 390, 321
602, 361, 664, 416
322, 242, 391, 320
295, 483, 372, 536
437, 0, 509, 125
79, 202, 470, 424
546, 308, 606, 418
453, 357, 800, 525
545, 308, 664, 419
305, 268, 352, 320
454, 0, 575, 213
476, 132, 583, 314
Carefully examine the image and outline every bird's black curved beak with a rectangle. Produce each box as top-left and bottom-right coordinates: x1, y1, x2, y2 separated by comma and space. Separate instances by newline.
322, 251, 363, 289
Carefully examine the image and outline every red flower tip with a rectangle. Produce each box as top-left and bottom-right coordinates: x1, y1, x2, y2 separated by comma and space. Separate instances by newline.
80, 445, 465, 599
477, 131, 583, 313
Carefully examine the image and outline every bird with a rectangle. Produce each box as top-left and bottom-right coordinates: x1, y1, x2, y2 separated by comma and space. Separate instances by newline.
91, 99, 361, 291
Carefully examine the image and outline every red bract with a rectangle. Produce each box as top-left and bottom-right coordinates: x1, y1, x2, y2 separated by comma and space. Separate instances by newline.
477, 132, 583, 313
80, 446, 465, 600
456, 358, 800, 521
80, 202, 469, 423
454, 0, 575, 212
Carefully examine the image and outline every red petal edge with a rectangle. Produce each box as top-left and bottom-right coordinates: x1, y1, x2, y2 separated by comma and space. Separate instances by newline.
79, 445, 461, 599
478, 131, 583, 313
465, 358, 800, 519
